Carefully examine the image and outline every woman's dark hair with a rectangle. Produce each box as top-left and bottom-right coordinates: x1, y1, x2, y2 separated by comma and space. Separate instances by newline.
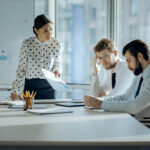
122, 39, 150, 61
33, 14, 52, 35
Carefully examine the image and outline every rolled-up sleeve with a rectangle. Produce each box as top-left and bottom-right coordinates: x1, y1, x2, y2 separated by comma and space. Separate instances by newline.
12, 41, 28, 95
90, 69, 110, 97
91, 74, 109, 96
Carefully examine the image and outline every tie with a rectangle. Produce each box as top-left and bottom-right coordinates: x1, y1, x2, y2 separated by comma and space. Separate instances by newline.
135, 76, 143, 98
112, 73, 116, 89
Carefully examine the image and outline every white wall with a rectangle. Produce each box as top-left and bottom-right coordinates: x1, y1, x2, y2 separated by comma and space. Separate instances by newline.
0, 0, 34, 86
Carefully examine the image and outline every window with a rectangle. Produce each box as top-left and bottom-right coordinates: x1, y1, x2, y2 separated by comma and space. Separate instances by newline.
130, 0, 138, 16
117, 0, 150, 57
56, 0, 106, 84
90, 5, 97, 21
56, 0, 107, 99
35, 0, 49, 17
90, 28, 96, 44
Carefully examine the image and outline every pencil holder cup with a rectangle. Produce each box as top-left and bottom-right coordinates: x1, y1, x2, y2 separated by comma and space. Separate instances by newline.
21, 91, 36, 111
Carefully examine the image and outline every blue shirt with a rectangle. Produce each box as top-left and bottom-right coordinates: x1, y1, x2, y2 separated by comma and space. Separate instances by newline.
101, 64, 150, 114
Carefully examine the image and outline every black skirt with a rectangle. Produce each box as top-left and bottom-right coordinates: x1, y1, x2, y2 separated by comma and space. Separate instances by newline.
24, 78, 55, 99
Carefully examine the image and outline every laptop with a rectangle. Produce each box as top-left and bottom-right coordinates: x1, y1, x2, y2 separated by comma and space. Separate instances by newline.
34, 99, 84, 104
55, 102, 85, 107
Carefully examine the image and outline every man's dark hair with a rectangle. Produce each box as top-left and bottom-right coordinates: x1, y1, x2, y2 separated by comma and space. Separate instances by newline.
122, 39, 150, 61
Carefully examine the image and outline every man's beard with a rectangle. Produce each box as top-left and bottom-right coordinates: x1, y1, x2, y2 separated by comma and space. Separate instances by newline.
134, 59, 143, 76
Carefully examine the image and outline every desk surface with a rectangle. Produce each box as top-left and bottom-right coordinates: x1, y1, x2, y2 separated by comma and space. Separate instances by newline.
0, 104, 150, 146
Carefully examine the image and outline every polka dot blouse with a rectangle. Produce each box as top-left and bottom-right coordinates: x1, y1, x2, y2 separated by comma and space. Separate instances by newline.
12, 36, 62, 95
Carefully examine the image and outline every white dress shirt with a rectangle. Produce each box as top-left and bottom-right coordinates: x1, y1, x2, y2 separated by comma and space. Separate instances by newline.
12, 36, 62, 95
91, 58, 134, 97
101, 64, 150, 114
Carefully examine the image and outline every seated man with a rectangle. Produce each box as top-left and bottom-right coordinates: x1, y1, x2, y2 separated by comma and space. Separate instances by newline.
91, 38, 134, 97
85, 39, 150, 115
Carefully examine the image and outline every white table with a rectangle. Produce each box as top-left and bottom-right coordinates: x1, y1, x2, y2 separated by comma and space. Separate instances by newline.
0, 104, 150, 150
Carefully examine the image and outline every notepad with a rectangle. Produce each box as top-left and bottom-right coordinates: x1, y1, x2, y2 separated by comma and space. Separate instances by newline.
0, 100, 24, 105
27, 108, 73, 115
8, 104, 47, 109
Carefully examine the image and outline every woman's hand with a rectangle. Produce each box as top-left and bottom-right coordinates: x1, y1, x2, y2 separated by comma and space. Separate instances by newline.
54, 71, 61, 78
10, 93, 22, 101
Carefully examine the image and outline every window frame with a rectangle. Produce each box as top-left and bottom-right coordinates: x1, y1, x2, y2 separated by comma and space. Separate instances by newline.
49, 0, 118, 88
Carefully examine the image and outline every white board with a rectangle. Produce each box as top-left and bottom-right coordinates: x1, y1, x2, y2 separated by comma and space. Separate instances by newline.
0, 0, 34, 86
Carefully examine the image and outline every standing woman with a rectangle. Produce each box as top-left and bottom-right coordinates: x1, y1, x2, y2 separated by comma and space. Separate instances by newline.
11, 14, 62, 100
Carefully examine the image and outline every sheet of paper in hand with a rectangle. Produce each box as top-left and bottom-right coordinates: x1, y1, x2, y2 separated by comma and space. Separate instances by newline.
42, 68, 72, 92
